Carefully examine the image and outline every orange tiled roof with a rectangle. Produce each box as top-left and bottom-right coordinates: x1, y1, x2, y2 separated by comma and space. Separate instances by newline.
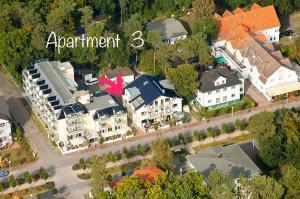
215, 4, 280, 42
132, 166, 162, 183
233, 7, 244, 14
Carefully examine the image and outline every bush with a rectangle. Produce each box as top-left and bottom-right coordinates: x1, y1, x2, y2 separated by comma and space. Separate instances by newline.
52, 187, 58, 194
45, 181, 55, 189
77, 173, 90, 180
72, 163, 80, 170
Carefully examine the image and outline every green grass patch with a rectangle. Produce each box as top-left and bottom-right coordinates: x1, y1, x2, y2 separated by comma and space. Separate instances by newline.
192, 134, 251, 153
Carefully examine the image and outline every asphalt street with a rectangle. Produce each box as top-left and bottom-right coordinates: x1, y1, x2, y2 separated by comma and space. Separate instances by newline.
1, 73, 300, 199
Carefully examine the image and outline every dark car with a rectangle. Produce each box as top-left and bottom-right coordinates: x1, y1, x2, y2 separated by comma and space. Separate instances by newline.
280, 30, 294, 37
188, 56, 199, 64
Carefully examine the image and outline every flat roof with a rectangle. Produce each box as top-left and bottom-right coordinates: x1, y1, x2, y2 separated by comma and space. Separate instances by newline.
35, 61, 76, 105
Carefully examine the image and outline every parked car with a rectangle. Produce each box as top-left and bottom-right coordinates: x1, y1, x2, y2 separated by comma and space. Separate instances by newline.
85, 78, 98, 86
0, 170, 9, 177
280, 30, 294, 39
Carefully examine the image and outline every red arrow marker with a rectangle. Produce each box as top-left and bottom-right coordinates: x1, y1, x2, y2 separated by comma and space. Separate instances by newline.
98, 73, 123, 95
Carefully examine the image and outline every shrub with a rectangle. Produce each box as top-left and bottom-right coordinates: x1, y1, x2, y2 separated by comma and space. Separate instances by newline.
72, 164, 80, 170
45, 181, 55, 189
77, 173, 90, 180
52, 187, 58, 194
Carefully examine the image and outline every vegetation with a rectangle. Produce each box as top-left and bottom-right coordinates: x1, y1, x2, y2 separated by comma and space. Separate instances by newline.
150, 136, 173, 171
247, 109, 300, 168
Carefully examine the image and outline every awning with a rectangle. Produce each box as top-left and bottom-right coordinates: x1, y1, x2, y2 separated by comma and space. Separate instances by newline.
215, 57, 227, 64
266, 81, 300, 96
69, 137, 86, 146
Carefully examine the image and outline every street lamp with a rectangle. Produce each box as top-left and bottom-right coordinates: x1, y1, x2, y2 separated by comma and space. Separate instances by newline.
231, 107, 234, 117
8, 160, 12, 173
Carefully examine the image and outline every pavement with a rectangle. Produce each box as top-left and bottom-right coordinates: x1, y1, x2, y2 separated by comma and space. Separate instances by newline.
1, 72, 300, 198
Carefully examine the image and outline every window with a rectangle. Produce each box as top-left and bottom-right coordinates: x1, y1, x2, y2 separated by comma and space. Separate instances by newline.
231, 94, 235, 97
216, 98, 220, 103
240, 88, 243, 92
208, 99, 212, 104
155, 101, 158, 106
173, 104, 178, 108
223, 96, 227, 102
208, 91, 212, 95
223, 87, 227, 91
216, 89, 220, 93
141, 111, 146, 116
231, 86, 235, 89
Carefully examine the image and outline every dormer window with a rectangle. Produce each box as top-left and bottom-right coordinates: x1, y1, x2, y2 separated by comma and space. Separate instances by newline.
214, 77, 227, 86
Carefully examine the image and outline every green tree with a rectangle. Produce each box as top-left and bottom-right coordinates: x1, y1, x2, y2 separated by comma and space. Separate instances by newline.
151, 136, 173, 171
223, 0, 247, 9
145, 184, 165, 199
139, 50, 162, 75
207, 171, 235, 199
0, 182, 3, 194
241, 175, 284, 199
23, 171, 32, 185
247, 111, 276, 145
221, 123, 230, 134
123, 14, 144, 52
282, 111, 300, 144
122, 147, 131, 159
168, 64, 198, 101
8, 175, 17, 189
79, 158, 87, 170
235, 119, 244, 130
193, 0, 215, 19
289, 28, 300, 64
39, 167, 49, 182
136, 144, 146, 156
146, 30, 163, 73
90, 155, 109, 195
192, 17, 217, 42
107, 151, 117, 163
113, 175, 144, 198
280, 165, 300, 198
79, 6, 93, 28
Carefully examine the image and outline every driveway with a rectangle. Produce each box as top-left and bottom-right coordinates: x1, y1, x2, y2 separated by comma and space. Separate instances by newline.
245, 80, 269, 106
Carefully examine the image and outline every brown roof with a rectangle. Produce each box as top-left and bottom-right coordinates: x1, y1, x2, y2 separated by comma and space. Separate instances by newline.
233, 38, 292, 83
105, 67, 134, 79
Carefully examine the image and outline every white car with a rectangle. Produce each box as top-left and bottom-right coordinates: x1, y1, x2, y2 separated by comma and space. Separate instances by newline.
85, 78, 98, 86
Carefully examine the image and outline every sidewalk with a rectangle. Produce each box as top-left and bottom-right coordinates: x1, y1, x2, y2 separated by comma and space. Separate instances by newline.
2, 179, 46, 195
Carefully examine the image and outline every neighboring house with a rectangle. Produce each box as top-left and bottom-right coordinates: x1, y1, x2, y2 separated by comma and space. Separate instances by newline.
131, 166, 162, 183
0, 96, 12, 149
122, 75, 183, 131
212, 3, 300, 101
195, 68, 244, 109
186, 144, 261, 181
105, 66, 135, 86
23, 60, 131, 154
85, 92, 131, 143
146, 18, 188, 45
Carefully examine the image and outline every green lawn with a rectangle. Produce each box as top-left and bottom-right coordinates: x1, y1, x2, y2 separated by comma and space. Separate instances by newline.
0, 144, 34, 167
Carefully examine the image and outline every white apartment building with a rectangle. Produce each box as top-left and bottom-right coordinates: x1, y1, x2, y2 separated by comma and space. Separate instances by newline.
23, 60, 131, 153
0, 96, 12, 149
195, 68, 244, 109
212, 4, 300, 101
84, 92, 131, 143
122, 75, 183, 131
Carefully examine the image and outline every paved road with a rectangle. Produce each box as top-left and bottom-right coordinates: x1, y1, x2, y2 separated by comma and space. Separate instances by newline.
1, 73, 300, 198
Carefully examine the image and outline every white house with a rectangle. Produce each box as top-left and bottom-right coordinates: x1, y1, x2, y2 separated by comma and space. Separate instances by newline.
212, 3, 300, 101
146, 18, 188, 45
195, 68, 244, 109
122, 75, 183, 131
0, 96, 12, 149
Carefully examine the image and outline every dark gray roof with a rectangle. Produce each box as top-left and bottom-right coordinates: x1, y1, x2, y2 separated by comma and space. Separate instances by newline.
186, 144, 261, 179
146, 18, 188, 39
0, 96, 10, 120
57, 103, 87, 120
123, 75, 179, 110
199, 68, 242, 93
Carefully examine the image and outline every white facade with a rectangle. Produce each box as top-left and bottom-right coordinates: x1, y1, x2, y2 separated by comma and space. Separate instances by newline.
196, 84, 244, 108
23, 60, 132, 153
0, 118, 12, 149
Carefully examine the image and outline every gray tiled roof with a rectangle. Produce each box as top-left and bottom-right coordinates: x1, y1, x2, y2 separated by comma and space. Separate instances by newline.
35, 61, 76, 105
199, 68, 242, 93
186, 144, 261, 179
146, 18, 188, 39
